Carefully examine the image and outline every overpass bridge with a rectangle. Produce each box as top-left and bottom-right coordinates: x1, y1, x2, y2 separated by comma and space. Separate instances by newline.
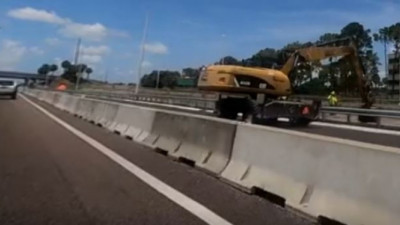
0, 70, 45, 81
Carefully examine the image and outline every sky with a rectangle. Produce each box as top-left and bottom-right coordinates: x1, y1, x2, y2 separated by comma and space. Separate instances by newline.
0, 0, 399, 82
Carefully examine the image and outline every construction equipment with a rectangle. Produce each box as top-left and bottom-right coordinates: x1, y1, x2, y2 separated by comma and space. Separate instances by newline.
198, 38, 374, 126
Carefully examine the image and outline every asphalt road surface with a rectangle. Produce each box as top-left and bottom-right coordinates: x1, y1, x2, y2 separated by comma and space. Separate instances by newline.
0, 95, 315, 225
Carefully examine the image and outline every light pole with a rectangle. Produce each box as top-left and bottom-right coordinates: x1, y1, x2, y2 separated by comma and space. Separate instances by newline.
135, 13, 149, 95
74, 38, 82, 90
156, 70, 160, 89
104, 69, 109, 83
398, 52, 400, 105
221, 34, 227, 65
45, 72, 49, 87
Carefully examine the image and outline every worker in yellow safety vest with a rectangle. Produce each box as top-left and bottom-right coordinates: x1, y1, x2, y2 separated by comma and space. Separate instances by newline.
327, 91, 338, 106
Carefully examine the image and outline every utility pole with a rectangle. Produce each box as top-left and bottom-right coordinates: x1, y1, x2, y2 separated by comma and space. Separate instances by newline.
135, 13, 149, 95
74, 38, 82, 90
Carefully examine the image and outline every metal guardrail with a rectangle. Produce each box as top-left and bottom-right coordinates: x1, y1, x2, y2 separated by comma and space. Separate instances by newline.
319, 107, 400, 126
71, 90, 217, 111
36, 88, 400, 126
84, 91, 400, 125
321, 107, 400, 119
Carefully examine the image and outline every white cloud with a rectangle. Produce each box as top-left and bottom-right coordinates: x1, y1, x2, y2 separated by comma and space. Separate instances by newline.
142, 61, 152, 68
144, 42, 168, 54
8, 7, 128, 42
45, 38, 61, 46
109, 29, 130, 38
29, 46, 44, 55
54, 57, 62, 69
81, 55, 102, 64
79, 45, 110, 64
8, 7, 67, 24
54, 57, 64, 66
59, 23, 108, 42
0, 40, 27, 70
81, 45, 110, 55
121, 52, 134, 58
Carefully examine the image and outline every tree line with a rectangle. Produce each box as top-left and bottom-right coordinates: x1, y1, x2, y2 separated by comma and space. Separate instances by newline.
141, 68, 200, 88
218, 22, 382, 95
37, 60, 93, 84
142, 21, 400, 95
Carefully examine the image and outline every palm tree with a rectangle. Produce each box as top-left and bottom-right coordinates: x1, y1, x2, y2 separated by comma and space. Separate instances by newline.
37, 64, 51, 86
50, 64, 58, 74
47, 64, 58, 86
61, 60, 72, 70
85, 67, 93, 80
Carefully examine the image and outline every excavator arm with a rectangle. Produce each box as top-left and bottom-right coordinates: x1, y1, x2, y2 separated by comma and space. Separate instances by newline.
280, 41, 374, 108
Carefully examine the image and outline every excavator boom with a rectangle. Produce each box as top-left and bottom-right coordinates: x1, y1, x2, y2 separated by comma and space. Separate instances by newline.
280, 46, 355, 75
280, 40, 373, 108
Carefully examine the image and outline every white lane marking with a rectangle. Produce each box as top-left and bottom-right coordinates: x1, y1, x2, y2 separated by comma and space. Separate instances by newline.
311, 122, 400, 136
21, 95, 232, 225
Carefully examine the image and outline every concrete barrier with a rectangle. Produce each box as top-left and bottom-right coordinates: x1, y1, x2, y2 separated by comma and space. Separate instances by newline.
221, 123, 400, 225
151, 111, 236, 174
108, 104, 156, 142
85, 100, 106, 123
26, 89, 400, 224
63, 96, 80, 114
31, 89, 42, 98
49, 92, 58, 104
55, 94, 71, 111
75, 98, 96, 120
37, 90, 46, 101
52, 92, 62, 106
41, 91, 62, 105
97, 102, 119, 127
86, 100, 119, 127
23, 88, 34, 97
41, 92, 55, 103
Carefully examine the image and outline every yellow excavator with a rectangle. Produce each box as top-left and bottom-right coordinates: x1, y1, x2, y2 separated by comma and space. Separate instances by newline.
198, 38, 374, 126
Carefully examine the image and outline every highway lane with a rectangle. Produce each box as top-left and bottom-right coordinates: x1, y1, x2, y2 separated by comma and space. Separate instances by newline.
88, 95, 400, 148
0, 96, 314, 225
